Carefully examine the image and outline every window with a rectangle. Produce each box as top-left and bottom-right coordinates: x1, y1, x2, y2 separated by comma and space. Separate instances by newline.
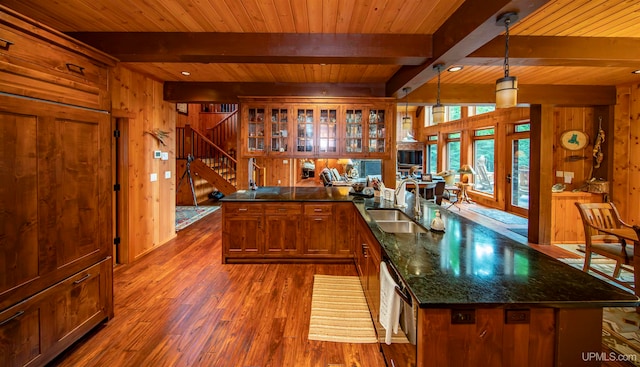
426, 135, 438, 174
473, 128, 495, 195
446, 132, 460, 177
469, 105, 496, 116
448, 106, 462, 121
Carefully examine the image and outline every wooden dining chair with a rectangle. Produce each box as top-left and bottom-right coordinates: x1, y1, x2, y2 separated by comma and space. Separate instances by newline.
575, 202, 634, 289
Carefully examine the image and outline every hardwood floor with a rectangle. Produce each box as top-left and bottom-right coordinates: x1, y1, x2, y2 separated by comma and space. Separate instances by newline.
49, 201, 634, 367
49, 210, 385, 367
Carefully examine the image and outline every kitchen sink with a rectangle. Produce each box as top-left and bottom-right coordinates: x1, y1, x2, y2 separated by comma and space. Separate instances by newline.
375, 220, 428, 234
367, 209, 413, 222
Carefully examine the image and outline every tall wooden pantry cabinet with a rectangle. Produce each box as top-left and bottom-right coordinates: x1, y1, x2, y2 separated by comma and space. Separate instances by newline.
0, 6, 116, 366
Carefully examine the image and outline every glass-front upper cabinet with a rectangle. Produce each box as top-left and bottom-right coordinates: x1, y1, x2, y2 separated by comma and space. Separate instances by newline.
318, 107, 338, 154
296, 108, 315, 153
247, 107, 266, 153
270, 108, 290, 153
345, 108, 363, 153
367, 109, 386, 154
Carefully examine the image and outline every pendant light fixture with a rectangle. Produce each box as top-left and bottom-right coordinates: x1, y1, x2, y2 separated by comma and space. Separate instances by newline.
432, 64, 445, 124
495, 12, 519, 108
402, 87, 412, 130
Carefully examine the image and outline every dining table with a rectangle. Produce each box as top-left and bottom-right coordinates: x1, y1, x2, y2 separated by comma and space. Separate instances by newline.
596, 226, 640, 307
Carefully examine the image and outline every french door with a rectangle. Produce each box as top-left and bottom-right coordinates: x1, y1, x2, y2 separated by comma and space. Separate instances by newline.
506, 135, 530, 216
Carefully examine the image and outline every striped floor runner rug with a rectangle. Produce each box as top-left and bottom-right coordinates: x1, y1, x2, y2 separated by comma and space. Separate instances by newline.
308, 275, 377, 343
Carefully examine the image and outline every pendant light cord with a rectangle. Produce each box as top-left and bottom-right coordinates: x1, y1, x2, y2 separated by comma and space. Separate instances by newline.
504, 18, 511, 78
436, 66, 442, 105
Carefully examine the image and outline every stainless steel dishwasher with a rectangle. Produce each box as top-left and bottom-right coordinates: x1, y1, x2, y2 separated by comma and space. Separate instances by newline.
380, 260, 417, 367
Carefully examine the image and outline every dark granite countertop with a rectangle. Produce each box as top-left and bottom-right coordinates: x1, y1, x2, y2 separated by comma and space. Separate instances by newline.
222, 186, 639, 308
221, 186, 356, 202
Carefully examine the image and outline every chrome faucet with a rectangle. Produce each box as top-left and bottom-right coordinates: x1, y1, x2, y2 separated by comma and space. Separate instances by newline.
395, 178, 422, 218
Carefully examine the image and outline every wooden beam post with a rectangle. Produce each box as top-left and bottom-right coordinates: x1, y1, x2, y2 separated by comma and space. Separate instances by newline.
529, 104, 554, 245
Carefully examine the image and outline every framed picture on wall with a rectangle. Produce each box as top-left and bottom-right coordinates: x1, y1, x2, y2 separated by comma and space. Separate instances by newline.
176, 103, 188, 115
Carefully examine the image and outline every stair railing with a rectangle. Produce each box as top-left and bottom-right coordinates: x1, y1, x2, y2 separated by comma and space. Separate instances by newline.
177, 125, 237, 185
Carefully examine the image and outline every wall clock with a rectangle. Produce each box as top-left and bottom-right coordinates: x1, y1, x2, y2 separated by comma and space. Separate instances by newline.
560, 130, 589, 151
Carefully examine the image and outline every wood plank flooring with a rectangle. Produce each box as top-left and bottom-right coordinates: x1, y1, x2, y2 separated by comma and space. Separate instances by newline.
48, 201, 634, 367
49, 209, 385, 367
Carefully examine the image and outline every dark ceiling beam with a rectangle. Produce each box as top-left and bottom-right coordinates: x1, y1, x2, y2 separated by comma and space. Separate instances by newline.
67, 32, 431, 65
409, 83, 616, 106
463, 36, 640, 67
163, 82, 386, 102
385, 0, 551, 98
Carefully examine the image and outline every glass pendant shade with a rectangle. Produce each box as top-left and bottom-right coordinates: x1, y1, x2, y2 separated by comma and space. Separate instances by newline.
402, 116, 412, 130
432, 104, 445, 124
495, 76, 518, 108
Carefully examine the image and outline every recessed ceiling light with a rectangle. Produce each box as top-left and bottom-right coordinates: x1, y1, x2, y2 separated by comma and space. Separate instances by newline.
632, 69, 640, 74
447, 66, 463, 72
181, 71, 191, 76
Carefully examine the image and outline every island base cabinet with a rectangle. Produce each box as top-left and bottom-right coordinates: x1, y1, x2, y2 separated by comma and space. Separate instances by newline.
0, 258, 112, 367
418, 308, 554, 367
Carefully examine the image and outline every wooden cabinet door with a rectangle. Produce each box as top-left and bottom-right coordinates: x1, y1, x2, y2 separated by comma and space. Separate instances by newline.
0, 97, 112, 311
334, 203, 354, 257
245, 106, 267, 155
265, 215, 299, 255
0, 259, 111, 367
223, 216, 263, 255
303, 215, 334, 255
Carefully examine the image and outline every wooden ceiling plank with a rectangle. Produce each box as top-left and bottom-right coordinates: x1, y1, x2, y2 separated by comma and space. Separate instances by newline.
413, 0, 466, 34
335, 0, 357, 33
307, 0, 324, 33
221, 0, 259, 32
320, 0, 339, 33
512, 0, 585, 36
385, 0, 551, 97
272, 0, 296, 31
256, 0, 283, 32
67, 32, 431, 65
289, 0, 309, 32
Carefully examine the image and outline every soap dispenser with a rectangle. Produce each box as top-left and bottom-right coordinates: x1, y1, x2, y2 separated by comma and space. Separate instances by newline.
430, 210, 445, 232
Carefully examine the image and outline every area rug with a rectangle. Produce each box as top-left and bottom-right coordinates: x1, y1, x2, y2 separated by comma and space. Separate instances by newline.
556, 253, 640, 365
602, 307, 640, 366
557, 258, 635, 285
175, 206, 219, 231
308, 275, 377, 343
466, 206, 528, 225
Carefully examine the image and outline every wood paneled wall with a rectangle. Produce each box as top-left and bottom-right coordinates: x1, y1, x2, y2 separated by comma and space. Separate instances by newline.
111, 65, 176, 263
552, 106, 601, 191
613, 83, 640, 225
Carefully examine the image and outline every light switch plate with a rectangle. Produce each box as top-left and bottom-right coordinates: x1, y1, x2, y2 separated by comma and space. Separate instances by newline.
150, 173, 158, 182
154, 150, 162, 159
165, 171, 171, 179
161, 152, 169, 161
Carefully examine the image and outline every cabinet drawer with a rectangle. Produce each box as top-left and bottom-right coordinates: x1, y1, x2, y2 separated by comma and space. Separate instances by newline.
304, 203, 333, 215
224, 203, 264, 215
0, 23, 108, 88
265, 203, 302, 215
0, 258, 111, 367
0, 16, 113, 110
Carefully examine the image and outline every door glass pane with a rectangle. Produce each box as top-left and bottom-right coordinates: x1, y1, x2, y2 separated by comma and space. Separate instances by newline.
512, 138, 530, 209
474, 139, 495, 195
427, 144, 437, 174
447, 141, 460, 176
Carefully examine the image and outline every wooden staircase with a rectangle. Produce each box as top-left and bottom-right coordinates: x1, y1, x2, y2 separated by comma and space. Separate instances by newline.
176, 124, 237, 197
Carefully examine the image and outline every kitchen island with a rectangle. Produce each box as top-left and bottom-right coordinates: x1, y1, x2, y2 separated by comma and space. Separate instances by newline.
221, 186, 639, 366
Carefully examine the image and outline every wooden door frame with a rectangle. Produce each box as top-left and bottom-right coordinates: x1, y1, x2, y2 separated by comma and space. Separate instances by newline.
506, 132, 530, 217
112, 110, 134, 265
